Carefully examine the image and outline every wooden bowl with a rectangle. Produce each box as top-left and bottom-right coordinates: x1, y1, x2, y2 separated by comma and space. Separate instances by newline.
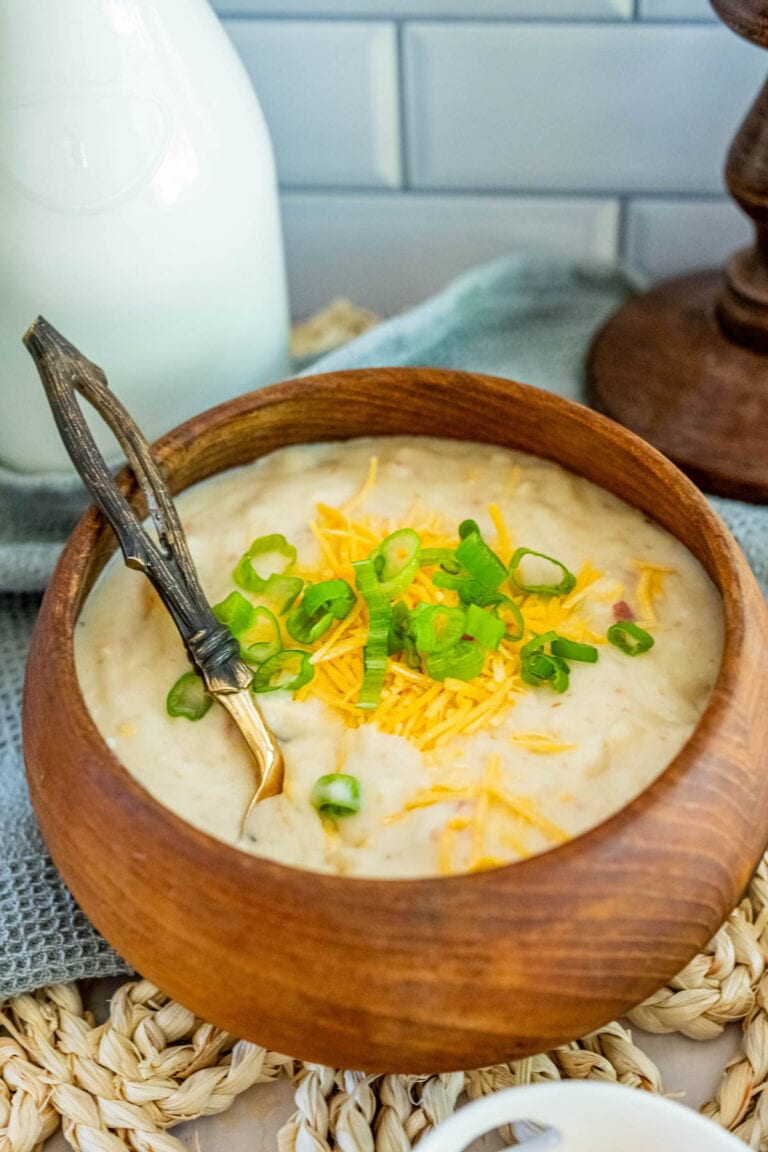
23, 368, 768, 1073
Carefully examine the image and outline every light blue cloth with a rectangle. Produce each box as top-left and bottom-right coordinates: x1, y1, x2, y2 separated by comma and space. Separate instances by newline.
1, 254, 765, 999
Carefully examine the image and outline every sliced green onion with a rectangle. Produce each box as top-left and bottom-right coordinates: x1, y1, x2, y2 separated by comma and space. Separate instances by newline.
392, 602, 421, 668
303, 579, 356, 619
311, 773, 361, 819
549, 655, 571, 693
520, 630, 559, 659
410, 605, 467, 653
455, 524, 507, 591
426, 638, 485, 682
550, 637, 599, 663
253, 573, 304, 615
286, 578, 356, 645
286, 606, 332, 646
212, 590, 254, 637
234, 534, 297, 593
520, 652, 554, 688
240, 606, 282, 665
464, 603, 506, 651
354, 557, 392, 709
454, 578, 524, 642
607, 621, 655, 656
520, 652, 570, 693
457, 578, 503, 607
251, 649, 314, 693
508, 548, 577, 597
493, 596, 524, 642
388, 600, 410, 656
369, 528, 421, 598
432, 568, 468, 591
166, 671, 212, 720
420, 548, 461, 572
403, 633, 421, 669
427, 549, 466, 592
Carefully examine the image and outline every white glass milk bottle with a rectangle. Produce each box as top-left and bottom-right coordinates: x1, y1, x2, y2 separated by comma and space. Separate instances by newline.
0, 0, 291, 473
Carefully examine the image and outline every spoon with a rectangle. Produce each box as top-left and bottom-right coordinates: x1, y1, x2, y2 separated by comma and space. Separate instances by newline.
23, 317, 284, 824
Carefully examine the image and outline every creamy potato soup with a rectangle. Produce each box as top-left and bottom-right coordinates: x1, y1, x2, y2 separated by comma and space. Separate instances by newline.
76, 437, 723, 878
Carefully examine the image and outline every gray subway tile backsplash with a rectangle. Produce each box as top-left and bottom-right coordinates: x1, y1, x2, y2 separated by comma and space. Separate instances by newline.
281, 191, 619, 316
225, 19, 401, 188
404, 23, 762, 195
638, 0, 716, 20
626, 198, 751, 280
214, 0, 631, 17
219, 7, 756, 314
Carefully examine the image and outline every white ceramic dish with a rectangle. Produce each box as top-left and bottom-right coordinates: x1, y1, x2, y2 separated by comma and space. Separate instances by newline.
418, 1081, 746, 1151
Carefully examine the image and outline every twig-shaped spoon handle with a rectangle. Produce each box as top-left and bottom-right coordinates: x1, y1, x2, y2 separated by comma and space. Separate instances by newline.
24, 317, 284, 808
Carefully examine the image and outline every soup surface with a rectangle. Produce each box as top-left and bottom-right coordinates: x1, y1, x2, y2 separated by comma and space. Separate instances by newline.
76, 437, 723, 878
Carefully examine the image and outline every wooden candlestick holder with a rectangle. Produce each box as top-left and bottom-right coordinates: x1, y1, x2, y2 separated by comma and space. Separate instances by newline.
587, 0, 768, 503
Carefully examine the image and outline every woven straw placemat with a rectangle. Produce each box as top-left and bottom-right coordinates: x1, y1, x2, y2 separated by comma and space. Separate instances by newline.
3, 851, 768, 1150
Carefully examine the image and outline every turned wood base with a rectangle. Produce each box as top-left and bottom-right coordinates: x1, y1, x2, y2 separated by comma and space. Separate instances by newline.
586, 270, 768, 503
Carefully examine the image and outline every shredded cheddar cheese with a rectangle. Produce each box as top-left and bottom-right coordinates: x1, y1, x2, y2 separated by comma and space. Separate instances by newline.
294, 478, 608, 752
339, 454, 378, 516
488, 502, 512, 563
438, 816, 471, 875
633, 561, 675, 627
511, 732, 576, 754
390, 755, 567, 874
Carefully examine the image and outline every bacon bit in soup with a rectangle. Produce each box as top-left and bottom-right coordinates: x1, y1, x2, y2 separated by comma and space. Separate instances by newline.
612, 600, 634, 621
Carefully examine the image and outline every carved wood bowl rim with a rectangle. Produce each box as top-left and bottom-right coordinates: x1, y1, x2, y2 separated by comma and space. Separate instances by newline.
22, 367, 768, 1074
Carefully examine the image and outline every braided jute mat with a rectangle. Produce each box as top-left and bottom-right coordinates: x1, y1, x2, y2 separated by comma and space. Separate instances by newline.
1, 848, 767, 1151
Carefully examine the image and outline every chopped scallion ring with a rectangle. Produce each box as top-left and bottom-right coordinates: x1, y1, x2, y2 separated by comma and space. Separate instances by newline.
432, 568, 468, 591
287, 608, 332, 645
463, 603, 506, 651
411, 604, 467, 654
369, 528, 421, 598
520, 651, 553, 687
550, 637, 599, 663
240, 606, 282, 666
520, 652, 570, 694
387, 600, 410, 656
403, 633, 421, 669
233, 534, 297, 594
420, 548, 461, 572
520, 631, 559, 659
166, 671, 212, 720
457, 578, 503, 607
302, 578, 356, 619
251, 649, 314, 693
212, 590, 254, 637
548, 656, 570, 694
426, 638, 485, 682
256, 573, 304, 615
311, 773, 361, 818
455, 524, 507, 591
607, 621, 655, 656
493, 596, 524, 642
508, 548, 577, 597
354, 557, 392, 709
286, 578, 356, 645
